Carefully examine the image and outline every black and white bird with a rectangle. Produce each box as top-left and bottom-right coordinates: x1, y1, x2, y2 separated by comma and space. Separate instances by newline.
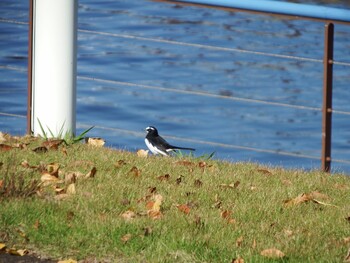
144, 126, 195, 156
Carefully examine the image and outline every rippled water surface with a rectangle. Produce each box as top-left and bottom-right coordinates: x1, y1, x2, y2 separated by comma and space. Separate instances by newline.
1, 0, 350, 173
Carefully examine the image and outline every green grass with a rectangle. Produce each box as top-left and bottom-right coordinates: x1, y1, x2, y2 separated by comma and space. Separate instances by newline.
0, 135, 350, 262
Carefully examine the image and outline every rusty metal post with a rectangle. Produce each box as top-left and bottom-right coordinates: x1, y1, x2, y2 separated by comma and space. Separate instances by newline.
27, 0, 33, 135
321, 22, 334, 173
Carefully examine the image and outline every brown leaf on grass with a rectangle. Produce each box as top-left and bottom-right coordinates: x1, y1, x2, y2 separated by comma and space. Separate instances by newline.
0, 180, 3, 189
121, 210, 136, 222
128, 166, 141, 177
176, 175, 184, 185
177, 204, 191, 214
40, 173, 60, 183
0, 144, 13, 151
220, 181, 240, 189
32, 146, 48, 153
46, 163, 60, 177
136, 149, 149, 157
236, 236, 244, 247
194, 215, 204, 229
147, 194, 163, 219
33, 220, 40, 230
21, 160, 38, 169
0, 243, 6, 250
0, 132, 7, 143
66, 183, 76, 195
42, 139, 63, 150
344, 248, 350, 262
221, 210, 236, 224
157, 174, 170, 181
260, 248, 285, 258
284, 191, 332, 207
198, 161, 207, 168
85, 137, 105, 147
194, 179, 203, 188
7, 248, 29, 256
64, 172, 76, 184
114, 160, 127, 168
175, 160, 195, 166
252, 239, 257, 249
57, 259, 78, 263
231, 256, 244, 263
257, 169, 273, 175
148, 186, 157, 194
143, 226, 153, 236
121, 233, 132, 243
62, 147, 68, 156
221, 210, 232, 219
85, 167, 97, 178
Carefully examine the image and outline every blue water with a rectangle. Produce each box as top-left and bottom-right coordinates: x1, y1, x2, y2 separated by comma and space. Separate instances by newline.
1, 0, 350, 173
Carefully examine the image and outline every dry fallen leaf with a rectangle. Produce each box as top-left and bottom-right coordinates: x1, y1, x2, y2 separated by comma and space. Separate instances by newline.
66, 183, 76, 195
40, 173, 60, 183
157, 174, 170, 181
7, 248, 29, 256
21, 160, 38, 169
147, 194, 163, 219
121, 233, 132, 243
136, 149, 149, 157
343, 237, 350, 244
175, 160, 195, 166
236, 236, 244, 247
344, 248, 350, 262
85, 167, 97, 178
114, 159, 127, 168
257, 168, 273, 175
231, 256, 244, 263
42, 139, 63, 150
0, 144, 13, 151
64, 172, 76, 184
57, 259, 78, 263
121, 210, 136, 222
0, 180, 3, 189
85, 137, 105, 147
33, 220, 40, 230
220, 181, 240, 189
260, 248, 285, 259
284, 191, 332, 207
0, 132, 7, 143
0, 243, 6, 250
32, 146, 48, 153
46, 162, 60, 177
128, 166, 141, 177
177, 204, 191, 214
194, 179, 203, 188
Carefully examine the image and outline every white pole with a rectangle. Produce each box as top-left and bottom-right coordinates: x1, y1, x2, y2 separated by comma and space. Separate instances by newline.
31, 0, 77, 138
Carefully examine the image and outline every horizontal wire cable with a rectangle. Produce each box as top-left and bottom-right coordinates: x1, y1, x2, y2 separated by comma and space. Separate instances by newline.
0, 18, 349, 66
0, 112, 26, 118
2, 65, 350, 116
79, 29, 323, 63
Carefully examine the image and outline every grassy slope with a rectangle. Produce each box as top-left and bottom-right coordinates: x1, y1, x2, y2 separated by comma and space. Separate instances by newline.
0, 136, 350, 262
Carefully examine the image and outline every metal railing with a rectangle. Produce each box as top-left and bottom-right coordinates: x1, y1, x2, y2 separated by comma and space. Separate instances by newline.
158, 0, 350, 172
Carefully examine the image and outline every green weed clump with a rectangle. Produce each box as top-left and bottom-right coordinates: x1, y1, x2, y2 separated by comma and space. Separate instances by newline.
0, 134, 349, 262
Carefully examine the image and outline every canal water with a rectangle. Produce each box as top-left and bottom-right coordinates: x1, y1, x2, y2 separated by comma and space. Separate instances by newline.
0, 0, 349, 173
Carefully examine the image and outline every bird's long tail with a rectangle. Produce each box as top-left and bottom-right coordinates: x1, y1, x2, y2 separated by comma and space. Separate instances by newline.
170, 146, 195, 151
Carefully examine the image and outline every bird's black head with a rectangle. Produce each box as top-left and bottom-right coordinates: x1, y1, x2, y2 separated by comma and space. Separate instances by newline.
145, 126, 158, 136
